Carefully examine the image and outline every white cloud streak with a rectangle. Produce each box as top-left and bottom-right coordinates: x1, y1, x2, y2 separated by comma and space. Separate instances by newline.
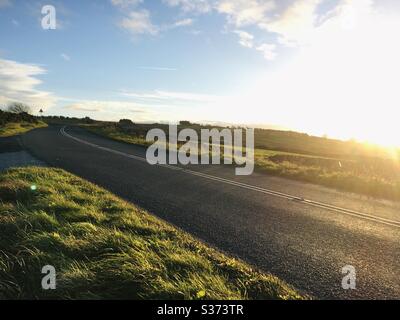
173, 18, 194, 27
63, 99, 155, 121
0, 58, 57, 111
120, 90, 224, 104
60, 53, 71, 61
261, 0, 322, 46
256, 43, 276, 60
217, 0, 275, 27
111, 0, 143, 8
162, 0, 212, 13
137, 66, 178, 71
119, 10, 159, 36
234, 30, 254, 48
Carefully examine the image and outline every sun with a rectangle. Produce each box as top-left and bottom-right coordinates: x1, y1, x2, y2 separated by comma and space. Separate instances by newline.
222, 1, 400, 148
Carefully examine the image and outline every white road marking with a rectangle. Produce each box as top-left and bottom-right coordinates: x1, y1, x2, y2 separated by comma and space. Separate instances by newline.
60, 126, 400, 229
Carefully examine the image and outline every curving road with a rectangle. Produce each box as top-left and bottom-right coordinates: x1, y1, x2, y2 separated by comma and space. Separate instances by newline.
20, 125, 400, 299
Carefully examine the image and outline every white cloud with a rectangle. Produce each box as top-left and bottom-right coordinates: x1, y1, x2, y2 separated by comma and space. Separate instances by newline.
119, 10, 159, 35
110, 0, 142, 8
174, 18, 194, 27
163, 18, 195, 31
120, 90, 223, 104
161, 0, 278, 57
162, 0, 212, 13
261, 0, 321, 46
137, 66, 178, 71
256, 43, 276, 60
65, 104, 102, 112
217, 0, 275, 27
0, 58, 56, 111
189, 29, 202, 35
216, 0, 383, 62
60, 53, 71, 61
63, 99, 154, 121
116, 7, 193, 37
84, 89, 227, 122
234, 30, 254, 48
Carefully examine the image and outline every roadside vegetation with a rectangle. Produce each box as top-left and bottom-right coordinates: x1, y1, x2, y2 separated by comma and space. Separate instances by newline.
253, 149, 400, 200
83, 121, 153, 147
0, 121, 47, 138
0, 106, 47, 137
79, 121, 400, 201
0, 167, 302, 300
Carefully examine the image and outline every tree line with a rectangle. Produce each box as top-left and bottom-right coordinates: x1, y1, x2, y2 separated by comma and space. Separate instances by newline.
0, 102, 38, 126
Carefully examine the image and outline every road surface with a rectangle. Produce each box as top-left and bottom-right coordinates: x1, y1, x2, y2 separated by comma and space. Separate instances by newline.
19, 125, 400, 299
0, 135, 45, 171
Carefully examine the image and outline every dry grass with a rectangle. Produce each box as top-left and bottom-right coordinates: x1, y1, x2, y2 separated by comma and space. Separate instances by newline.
253, 150, 400, 200
0, 122, 47, 137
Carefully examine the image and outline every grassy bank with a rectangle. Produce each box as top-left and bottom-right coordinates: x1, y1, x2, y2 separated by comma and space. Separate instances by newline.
82, 123, 400, 201
0, 167, 302, 300
83, 123, 152, 147
0, 121, 47, 137
253, 149, 400, 201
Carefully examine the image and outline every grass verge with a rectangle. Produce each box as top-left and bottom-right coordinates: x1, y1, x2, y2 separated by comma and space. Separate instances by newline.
0, 167, 303, 300
253, 149, 400, 201
0, 122, 47, 138
82, 123, 152, 147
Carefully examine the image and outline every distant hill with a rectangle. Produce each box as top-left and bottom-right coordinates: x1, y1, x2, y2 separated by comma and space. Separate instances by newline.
253, 128, 397, 160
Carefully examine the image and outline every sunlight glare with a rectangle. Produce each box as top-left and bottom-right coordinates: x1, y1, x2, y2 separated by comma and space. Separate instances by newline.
230, 0, 400, 147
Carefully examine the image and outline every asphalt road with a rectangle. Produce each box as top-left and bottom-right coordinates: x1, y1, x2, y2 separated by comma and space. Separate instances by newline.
0, 135, 45, 171
20, 125, 400, 299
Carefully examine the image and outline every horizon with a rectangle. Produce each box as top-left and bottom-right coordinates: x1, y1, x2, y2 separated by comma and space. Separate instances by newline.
1, 0, 400, 146
34, 112, 400, 153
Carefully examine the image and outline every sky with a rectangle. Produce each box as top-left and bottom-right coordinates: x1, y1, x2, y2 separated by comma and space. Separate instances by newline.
1, 0, 400, 146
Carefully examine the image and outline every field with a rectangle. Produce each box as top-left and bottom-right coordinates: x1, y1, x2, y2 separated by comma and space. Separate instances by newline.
80, 122, 400, 201
0, 167, 302, 299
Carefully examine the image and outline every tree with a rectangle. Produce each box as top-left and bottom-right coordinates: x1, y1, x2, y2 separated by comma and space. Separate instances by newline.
118, 119, 134, 126
7, 102, 32, 114
84, 116, 94, 124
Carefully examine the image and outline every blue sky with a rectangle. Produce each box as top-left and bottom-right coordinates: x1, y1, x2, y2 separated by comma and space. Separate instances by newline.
1, 0, 400, 145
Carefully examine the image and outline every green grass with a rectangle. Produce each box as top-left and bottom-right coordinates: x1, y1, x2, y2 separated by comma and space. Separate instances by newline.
83, 123, 152, 147
0, 121, 47, 137
0, 167, 302, 300
81, 123, 400, 201
253, 149, 400, 200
